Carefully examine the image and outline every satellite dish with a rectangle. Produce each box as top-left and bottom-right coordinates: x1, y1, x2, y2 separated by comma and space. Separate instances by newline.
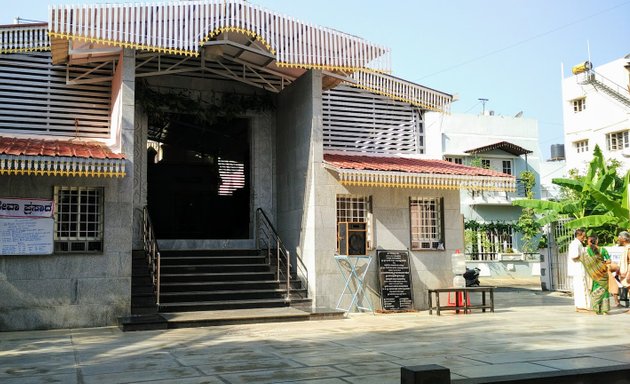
514, 111, 523, 118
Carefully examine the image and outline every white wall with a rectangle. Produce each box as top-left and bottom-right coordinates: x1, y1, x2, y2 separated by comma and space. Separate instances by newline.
562, 57, 630, 173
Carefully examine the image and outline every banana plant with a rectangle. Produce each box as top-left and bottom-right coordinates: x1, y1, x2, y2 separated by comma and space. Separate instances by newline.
513, 145, 629, 245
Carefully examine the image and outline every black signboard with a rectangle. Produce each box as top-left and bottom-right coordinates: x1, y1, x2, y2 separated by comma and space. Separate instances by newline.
377, 250, 414, 311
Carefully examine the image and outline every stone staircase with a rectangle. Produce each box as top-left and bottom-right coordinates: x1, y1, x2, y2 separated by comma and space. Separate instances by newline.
121, 248, 343, 331
158, 248, 310, 312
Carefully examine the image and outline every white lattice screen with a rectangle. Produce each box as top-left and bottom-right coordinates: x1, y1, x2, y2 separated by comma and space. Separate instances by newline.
323, 85, 424, 154
0, 52, 112, 138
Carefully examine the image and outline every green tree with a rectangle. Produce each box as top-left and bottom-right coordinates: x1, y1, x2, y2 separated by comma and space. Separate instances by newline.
513, 145, 629, 245
514, 170, 540, 253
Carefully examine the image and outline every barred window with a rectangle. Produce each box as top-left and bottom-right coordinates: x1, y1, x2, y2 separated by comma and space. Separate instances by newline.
54, 186, 104, 253
336, 195, 373, 249
481, 159, 491, 169
502, 160, 512, 175
410, 197, 444, 250
574, 139, 589, 153
606, 130, 629, 151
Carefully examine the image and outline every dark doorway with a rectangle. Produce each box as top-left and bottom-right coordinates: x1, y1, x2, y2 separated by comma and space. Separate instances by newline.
147, 118, 250, 239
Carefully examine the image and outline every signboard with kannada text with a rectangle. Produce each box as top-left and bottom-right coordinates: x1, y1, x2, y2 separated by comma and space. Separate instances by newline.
0, 197, 54, 218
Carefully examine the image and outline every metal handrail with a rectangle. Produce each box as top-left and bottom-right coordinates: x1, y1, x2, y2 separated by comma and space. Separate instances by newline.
256, 208, 309, 301
142, 206, 161, 306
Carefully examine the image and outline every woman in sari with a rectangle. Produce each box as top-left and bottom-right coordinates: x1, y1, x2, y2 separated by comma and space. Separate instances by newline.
583, 235, 611, 315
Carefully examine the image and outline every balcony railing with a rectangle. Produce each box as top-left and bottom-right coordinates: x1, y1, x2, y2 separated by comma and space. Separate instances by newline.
466, 178, 529, 204
466, 252, 541, 262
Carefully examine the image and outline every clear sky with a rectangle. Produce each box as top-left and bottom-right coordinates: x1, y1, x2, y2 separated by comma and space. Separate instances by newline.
2, 0, 628, 159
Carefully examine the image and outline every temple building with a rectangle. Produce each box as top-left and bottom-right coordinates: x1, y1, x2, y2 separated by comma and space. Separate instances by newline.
0, 0, 515, 330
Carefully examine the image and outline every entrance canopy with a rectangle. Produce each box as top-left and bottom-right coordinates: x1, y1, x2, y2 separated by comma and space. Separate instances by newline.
324, 153, 516, 191
0, 137, 126, 177
0, 0, 452, 112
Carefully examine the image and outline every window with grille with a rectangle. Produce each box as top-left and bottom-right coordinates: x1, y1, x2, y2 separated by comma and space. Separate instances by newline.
574, 140, 589, 153
572, 98, 586, 112
606, 130, 629, 151
502, 160, 512, 175
410, 197, 443, 250
481, 159, 491, 169
54, 186, 104, 253
336, 195, 373, 249
444, 156, 463, 164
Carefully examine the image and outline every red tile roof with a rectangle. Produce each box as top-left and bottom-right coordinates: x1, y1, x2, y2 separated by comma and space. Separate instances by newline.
0, 137, 124, 159
323, 153, 512, 178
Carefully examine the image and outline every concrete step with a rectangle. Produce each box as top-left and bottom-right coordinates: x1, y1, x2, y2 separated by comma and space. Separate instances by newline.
161, 255, 266, 265
160, 249, 261, 257
159, 288, 308, 303
160, 271, 276, 283
161, 263, 270, 273
158, 297, 312, 312
160, 279, 303, 292
118, 307, 345, 331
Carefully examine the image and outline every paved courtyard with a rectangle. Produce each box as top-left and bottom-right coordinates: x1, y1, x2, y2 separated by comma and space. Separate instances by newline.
2, 288, 630, 383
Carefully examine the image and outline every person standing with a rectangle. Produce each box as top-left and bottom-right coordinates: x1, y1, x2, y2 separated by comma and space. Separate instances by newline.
583, 235, 611, 315
568, 228, 589, 312
618, 231, 630, 288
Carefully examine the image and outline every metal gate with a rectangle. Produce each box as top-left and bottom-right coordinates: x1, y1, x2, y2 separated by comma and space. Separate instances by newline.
548, 219, 573, 291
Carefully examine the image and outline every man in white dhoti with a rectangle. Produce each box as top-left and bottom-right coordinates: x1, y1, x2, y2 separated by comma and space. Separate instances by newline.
568, 228, 589, 311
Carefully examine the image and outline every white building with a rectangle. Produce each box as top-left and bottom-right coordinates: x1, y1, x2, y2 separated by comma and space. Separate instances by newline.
426, 112, 542, 265
562, 54, 630, 173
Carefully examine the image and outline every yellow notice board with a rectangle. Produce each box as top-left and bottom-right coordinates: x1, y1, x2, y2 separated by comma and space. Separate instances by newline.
0, 218, 54, 255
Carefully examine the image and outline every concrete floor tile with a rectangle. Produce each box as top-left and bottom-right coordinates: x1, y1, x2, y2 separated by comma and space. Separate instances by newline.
0, 373, 78, 384
397, 355, 487, 369
462, 350, 577, 364
0, 361, 77, 379
79, 355, 182, 376
450, 362, 558, 378
275, 379, 348, 384
82, 367, 201, 384
196, 358, 304, 375
341, 372, 399, 384
289, 351, 391, 366
175, 350, 277, 366
535, 356, 627, 370
127, 376, 226, 384
218, 366, 348, 384
591, 349, 630, 363
4, 290, 630, 383
333, 361, 402, 376
77, 350, 172, 363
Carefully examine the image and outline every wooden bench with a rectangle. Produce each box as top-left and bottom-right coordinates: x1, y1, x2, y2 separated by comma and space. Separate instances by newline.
427, 286, 496, 315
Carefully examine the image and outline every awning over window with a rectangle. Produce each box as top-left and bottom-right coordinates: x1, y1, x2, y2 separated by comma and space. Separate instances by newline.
464, 141, 533, 156
0, 137, 126, 177
323, 153, 515, 191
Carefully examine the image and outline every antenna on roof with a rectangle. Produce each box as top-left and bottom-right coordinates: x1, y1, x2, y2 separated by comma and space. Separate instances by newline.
478, 98, 489, 115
